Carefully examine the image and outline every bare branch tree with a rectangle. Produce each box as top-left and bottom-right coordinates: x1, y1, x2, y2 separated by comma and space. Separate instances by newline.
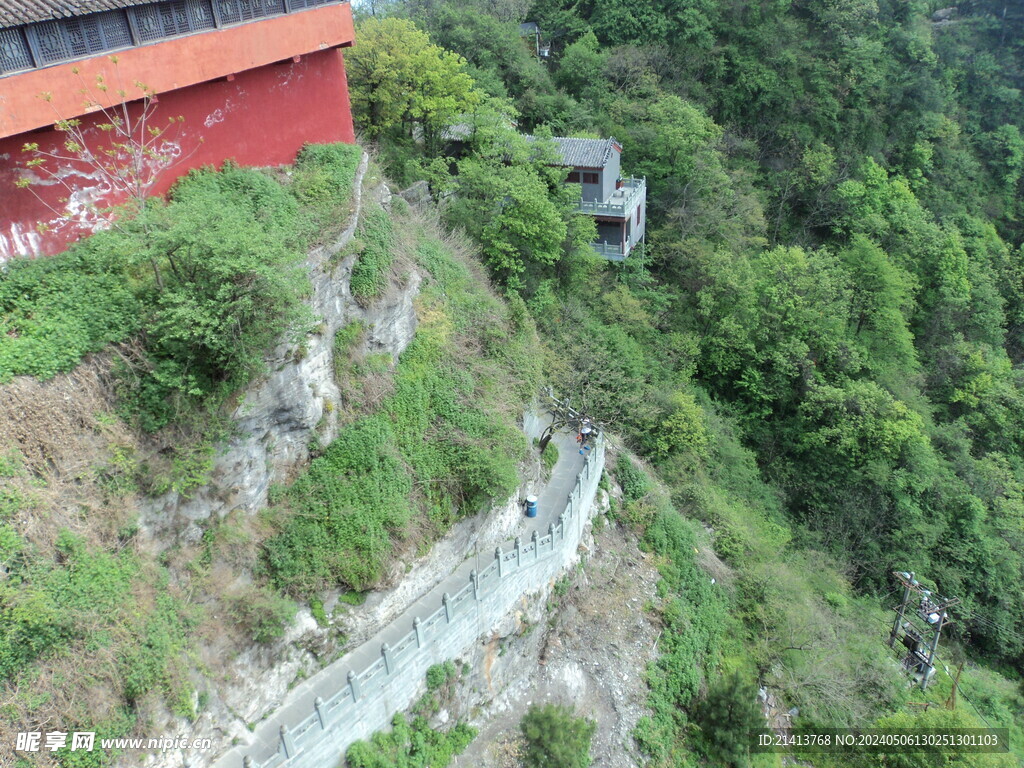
15, 57, 201, 239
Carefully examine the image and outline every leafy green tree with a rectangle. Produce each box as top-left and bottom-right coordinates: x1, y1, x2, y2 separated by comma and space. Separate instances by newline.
347, 18, 481, 153
446, 131, 595, 289
589, 0, 670, 46
839, 235, 918, 392
861, 707, 1006, 768
798, 381, 927, 468
520, 703, 595, 768
410, 4, 581, 131
553, 31, 607, 102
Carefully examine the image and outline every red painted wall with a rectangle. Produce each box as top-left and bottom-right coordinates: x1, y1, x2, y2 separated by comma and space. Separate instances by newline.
0, 48, 354, 260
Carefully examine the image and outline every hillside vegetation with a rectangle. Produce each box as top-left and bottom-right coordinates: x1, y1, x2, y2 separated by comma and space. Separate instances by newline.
348, 1, 1024, 765
3, 0, 1024, 765
0, 144, 542, 766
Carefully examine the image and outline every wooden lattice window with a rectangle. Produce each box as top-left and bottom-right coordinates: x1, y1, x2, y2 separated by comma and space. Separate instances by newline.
28, 11, 134, 64
216, 0, 284, 24
132, 0, 214, 41
0, 27, 34, 72
287, 0, 333, 10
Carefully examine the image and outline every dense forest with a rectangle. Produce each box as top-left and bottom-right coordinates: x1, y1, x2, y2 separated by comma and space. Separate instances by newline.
345, 0, 1024, 765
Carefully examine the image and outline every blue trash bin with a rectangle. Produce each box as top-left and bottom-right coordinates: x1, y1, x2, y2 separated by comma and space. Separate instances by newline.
525, 495, 538, 518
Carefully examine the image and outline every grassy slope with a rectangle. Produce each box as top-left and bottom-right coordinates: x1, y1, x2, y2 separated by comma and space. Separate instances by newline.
263, 202, 541, 597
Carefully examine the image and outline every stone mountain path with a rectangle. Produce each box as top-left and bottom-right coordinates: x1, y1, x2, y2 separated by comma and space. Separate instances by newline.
217, 428, 587, 767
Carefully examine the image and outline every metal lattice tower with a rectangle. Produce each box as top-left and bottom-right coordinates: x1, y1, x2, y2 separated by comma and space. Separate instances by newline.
888, 571, 959, 690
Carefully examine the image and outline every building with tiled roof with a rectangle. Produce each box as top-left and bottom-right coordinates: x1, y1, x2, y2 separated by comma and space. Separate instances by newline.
547, 135, 646, 261
0, 0, 356, 260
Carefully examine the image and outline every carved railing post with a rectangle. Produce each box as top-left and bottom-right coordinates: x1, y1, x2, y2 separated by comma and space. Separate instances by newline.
514, 536, 522, 568
280, 725, 297, 758
414, 616, 423, 648
314, 696, 326, 729
443, 592, 452, 623
348, 670, 361, 702
382, 643, 394, 674
532, 530, 540, 560
495, 546, 503, 578
471, 569, 479, 600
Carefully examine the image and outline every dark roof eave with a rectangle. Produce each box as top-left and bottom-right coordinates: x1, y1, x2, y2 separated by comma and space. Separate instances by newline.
1, 0, 159, 29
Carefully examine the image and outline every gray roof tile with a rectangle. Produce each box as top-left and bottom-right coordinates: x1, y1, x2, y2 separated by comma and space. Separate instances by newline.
549, 136, 617, 169
0, 0, 153, 29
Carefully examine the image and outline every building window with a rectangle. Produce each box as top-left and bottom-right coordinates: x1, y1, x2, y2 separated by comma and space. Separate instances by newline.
0, 27, 34, 73
28, 11, 135, 64
583, 172, 599, 185
286, 0, 334, 10
216, 0, 285, 25
29, 21, 73, 63
133, 0, 216, 41
566, 171, 580, 183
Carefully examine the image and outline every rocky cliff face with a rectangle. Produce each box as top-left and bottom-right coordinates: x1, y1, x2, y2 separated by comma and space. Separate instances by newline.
127, 157, 431, 768
138, 156, 420, 548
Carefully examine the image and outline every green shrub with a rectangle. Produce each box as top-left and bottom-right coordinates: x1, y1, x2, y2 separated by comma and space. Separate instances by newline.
310, 598, 329, 627
338, 590, 367, 606
345, 712, 476, 768
0, 530, 136, 681
425, 660, 457, 691
120, 164, 311, 431
293, 143, 362, 208
0, 487, 23, 520
0, 450, 24, 478
0, 244, 140, 382
334, 321, 366, 357
635, 500, 729, 764
350, 207, 396, 302
0, 529, 194, 715
520, 703, 595, 768
615, 455, 649, 503
541, 441, 560, 474
54, 712, 135, 768
692, 672, 763, 768
227, 586, 297, 644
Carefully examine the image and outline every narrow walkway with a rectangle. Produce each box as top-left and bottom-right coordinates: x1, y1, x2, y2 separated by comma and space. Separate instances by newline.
220, 428, 586, 766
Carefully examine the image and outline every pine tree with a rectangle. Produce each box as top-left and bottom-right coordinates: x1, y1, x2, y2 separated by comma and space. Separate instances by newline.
520, 703, 596, 768
692, 672, 763, 768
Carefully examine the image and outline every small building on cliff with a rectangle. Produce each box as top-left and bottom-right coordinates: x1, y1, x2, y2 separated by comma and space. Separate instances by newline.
0, 0, 357, 261
550, 136, 646, 261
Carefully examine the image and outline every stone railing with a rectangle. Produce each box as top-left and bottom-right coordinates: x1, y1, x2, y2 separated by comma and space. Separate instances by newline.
228, 433, 606, 768
575, 177, 645, 217
591, 241, 629, 261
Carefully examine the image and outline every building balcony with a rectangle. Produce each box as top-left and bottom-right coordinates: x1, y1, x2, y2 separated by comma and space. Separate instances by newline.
575, 176, 645, 218
592, 241, 629, 261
